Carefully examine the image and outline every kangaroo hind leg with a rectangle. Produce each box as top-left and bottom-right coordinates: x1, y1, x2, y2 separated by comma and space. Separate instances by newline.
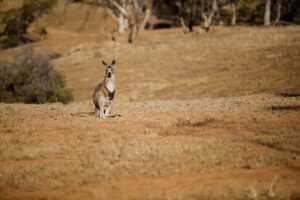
98, 99, 107, 118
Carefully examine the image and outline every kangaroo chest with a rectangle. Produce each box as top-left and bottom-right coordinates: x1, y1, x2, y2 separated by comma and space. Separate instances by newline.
105, 81, 115, 93
103, 80, 115, 101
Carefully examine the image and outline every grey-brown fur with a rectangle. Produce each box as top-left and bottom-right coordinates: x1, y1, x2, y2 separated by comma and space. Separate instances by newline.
93, 60, 116, 118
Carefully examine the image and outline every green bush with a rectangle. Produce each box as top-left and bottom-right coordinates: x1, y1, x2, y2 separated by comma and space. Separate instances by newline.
0, 47, 73, 104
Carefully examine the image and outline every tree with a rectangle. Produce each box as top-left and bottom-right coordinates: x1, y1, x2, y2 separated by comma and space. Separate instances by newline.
126, 0, 140, 43
104, 0, 140, 42
203, 0, 237, 29
140, 0, 153, 30
230, 0, 237, 25
65, 0, 153, 43
106, 0, 155, 42
264, 0, 284, 26
264, 0, 271, 25
175, 0, 198, 33
201, 0, 218, 31
274, 0, 282, 25
174, 0, 238, 33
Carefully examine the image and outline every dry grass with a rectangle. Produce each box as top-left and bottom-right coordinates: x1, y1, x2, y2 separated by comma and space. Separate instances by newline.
0, 94, 299, 199
0, 1, 300, 199
46, 26, 300, 102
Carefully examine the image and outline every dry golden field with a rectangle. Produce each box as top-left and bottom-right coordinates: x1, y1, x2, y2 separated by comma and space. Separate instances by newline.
0, 1, 300, 199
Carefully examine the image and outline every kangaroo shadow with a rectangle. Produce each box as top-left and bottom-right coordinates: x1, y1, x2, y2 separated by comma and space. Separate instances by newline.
71, 111, 122, 118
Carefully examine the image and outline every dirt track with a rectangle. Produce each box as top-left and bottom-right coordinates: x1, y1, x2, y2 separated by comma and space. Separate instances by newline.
1, 1, 300, 199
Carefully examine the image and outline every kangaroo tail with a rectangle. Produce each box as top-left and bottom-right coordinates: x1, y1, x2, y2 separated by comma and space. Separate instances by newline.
71, 112, 97, 117
109, 114, 122, 118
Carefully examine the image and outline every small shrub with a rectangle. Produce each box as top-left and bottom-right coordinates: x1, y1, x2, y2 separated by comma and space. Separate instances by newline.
0, 47, 73, 104
0, 37, 23, 49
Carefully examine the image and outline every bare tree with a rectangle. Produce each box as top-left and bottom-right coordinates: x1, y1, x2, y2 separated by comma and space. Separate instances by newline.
107, 0, 142, 43
176, 0, 200, 33
103, 0, 155, 42
211, 0, 237, 26
176, 0, 237, 33
230, 0, 237, 25
105, 0, 129, 33
274, 0, 282, 25
201, 0, 218, 31
106, 0, 154, 42
64, 0, 152, 43
127, 0, 139, 43
264, 0, 271, 26
140, 0, 153, 30
264, 0, 283, 26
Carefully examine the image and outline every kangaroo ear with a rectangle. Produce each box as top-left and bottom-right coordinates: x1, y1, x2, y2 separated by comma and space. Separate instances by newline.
102, 60, 108, 67
111, 60, 116, 66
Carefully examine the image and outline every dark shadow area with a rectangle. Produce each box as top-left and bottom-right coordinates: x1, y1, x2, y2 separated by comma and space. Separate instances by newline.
190, 118, 216, 127
268, 105, 300, 111
278, 93, 300, 97
71, 112, 122, 118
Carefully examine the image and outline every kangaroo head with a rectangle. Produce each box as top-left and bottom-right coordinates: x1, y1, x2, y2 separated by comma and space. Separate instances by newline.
102, 60, 116, 78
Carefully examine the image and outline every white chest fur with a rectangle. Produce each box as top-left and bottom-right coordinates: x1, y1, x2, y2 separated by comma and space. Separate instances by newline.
105, 77, 115, 92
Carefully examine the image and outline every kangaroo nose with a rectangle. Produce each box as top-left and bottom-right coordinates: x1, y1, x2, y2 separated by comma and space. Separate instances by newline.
107, 72, 111, 78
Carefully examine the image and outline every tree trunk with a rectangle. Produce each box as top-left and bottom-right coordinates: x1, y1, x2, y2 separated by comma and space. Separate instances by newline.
128, 24, 139, 43
140, 0, 153, 30
274, 0, 282, 25
264, 0, 271, 26
124, 17, 128, 30
215, 10, 224, 25
118, 13, 125, 32
109, 0, 128, 16
127, 1, 139, 43
231, 0, 237, 26
188, 0, 198, 31
180, 17, 190, 33
176, 0, 198, 33
105, 8, 126, 33
177, 0, 190, 33
201, 0, 217, 31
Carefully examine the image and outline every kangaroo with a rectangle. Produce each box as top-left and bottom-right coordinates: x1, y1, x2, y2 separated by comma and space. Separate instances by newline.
93, 60, 116, 118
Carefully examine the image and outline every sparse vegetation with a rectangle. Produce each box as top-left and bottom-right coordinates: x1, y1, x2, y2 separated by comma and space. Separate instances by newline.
0, 0, 57, 49
0, 47, 73, 104
0, 1, 299, 199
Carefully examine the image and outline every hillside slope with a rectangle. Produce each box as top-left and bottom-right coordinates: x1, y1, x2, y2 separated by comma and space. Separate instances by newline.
52, 26, 300, 102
